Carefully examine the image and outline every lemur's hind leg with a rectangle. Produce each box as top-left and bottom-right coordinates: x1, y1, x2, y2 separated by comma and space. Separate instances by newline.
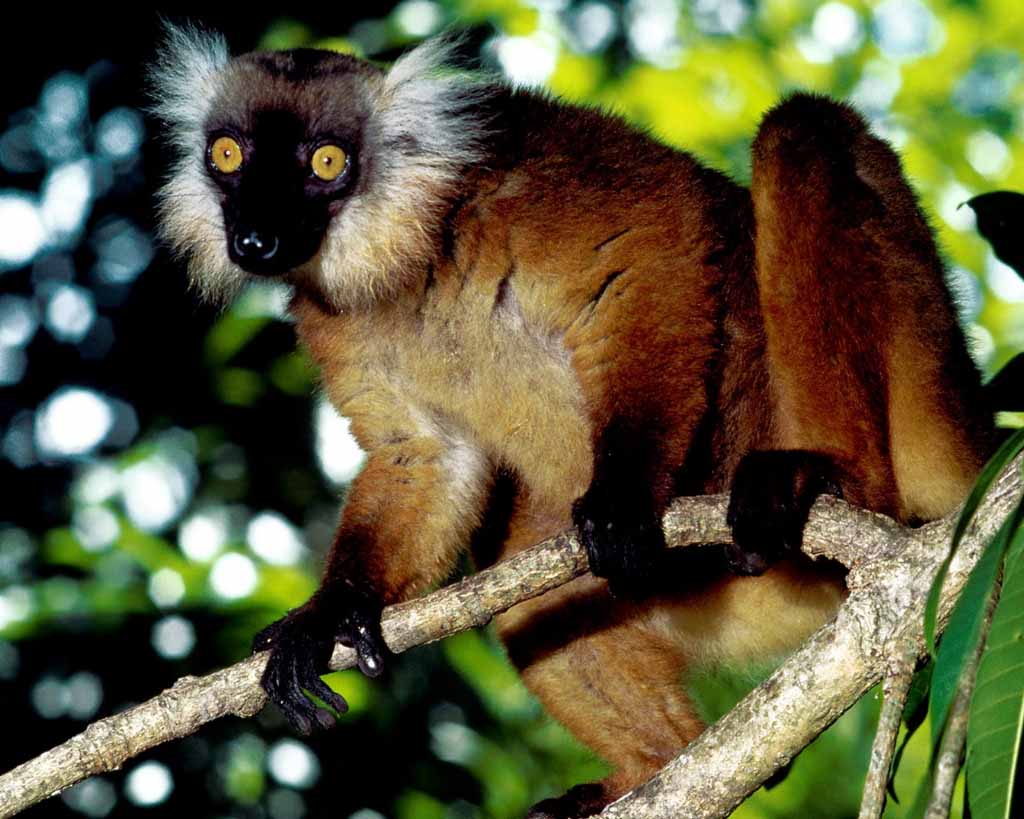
500, 563, 845, 818
496, 575, 704, 819
728, 93, 992, 572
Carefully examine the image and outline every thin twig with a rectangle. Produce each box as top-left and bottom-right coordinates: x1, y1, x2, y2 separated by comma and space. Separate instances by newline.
858, 640, 919, 819
0, 491, 885, 818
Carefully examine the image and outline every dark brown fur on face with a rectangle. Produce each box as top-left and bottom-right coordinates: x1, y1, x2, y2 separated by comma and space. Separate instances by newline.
154, 30, 995, 818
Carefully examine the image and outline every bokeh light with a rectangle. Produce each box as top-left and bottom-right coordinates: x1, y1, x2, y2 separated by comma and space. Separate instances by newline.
35, 388, 115, 459
569, 2, 617, 53
95, 108, 144, 162
61, 777, 117, 818
151, 615, 197, 659
627, 0, 681, 66
315, 400, 366, 486
267, 788, 307, 819
39, 160, 93, 243
44, 283, 95, 342
987, 254, 1024, 304
178, 509, 229, 562
66, 672, 104, 720
124, 761, 174, 807
872, 0, 941, 61
395, 0, 444, 37
72, 505, 120, 552
0, 193, 46, 269
267, 739, 320, 789
209, 552, 259, 600
148, 568, 186, 608
0, 296, 39, 347
493, 33, 560, 86
247, 511, 307, 566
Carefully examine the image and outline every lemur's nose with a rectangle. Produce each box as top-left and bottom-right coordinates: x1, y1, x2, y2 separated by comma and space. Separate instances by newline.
233, 230, 279, 262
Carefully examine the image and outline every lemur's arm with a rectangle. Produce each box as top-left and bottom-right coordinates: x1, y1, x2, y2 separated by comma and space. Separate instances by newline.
255, 387, 491, 734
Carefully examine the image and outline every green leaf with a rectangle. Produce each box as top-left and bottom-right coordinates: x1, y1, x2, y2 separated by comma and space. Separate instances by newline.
966, 517, 1024, 819
204, 313, 271, 365
925, 429, 1024, 654
905, 761, 937, 819
930, 505, 1024, 752
905, 662, 935, 731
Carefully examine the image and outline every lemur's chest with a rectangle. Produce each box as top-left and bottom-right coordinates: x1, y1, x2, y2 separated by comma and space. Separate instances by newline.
293, 269, 594, 510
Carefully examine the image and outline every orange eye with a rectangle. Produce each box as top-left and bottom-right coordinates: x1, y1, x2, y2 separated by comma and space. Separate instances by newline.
210, 136, 243, 173
311, 144, 348, 181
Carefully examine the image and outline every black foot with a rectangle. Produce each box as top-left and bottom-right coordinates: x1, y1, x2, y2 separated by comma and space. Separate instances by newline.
573, 487, 664, 598
725, 450, 843, 575
527, 784, 608, 819
253, 579, 389, 734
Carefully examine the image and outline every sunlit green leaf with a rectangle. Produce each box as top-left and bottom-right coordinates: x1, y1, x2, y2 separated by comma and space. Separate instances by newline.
444, 631, 534, 720
268, 352, 316, 396
966, 519, 1024, 819
321, 669, 374, 715
906, 662, 935, 732
905, 763, 936, 819
395, 790, 446, 819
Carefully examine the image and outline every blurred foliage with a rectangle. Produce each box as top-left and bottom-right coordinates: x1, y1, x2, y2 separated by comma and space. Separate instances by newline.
2, 0, 1024, 817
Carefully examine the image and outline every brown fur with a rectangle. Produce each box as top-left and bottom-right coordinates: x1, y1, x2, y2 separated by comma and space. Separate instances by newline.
155, 35, 994, 813
288, 93, 992, 808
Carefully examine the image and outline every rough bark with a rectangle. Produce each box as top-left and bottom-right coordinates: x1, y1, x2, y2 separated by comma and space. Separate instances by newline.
0, 459, 1019, 819
857, 642, 917, 819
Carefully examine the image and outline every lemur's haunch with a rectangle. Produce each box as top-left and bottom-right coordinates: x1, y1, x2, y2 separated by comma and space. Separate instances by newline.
152, 26, 995, 818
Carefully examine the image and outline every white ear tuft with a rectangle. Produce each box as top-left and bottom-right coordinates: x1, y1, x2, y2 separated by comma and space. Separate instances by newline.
150, 22, 244, 306
383, 33, 467, 90
378, 34, 493, 170
314, 35, 496, 308
147, 21, 229, 151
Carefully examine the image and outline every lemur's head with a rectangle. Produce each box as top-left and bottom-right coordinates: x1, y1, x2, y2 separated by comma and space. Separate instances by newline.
150, 24, 489, 308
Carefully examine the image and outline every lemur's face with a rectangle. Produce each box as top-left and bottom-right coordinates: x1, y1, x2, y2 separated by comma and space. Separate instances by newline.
151, 28, 487, 308
204, 92, 360, 277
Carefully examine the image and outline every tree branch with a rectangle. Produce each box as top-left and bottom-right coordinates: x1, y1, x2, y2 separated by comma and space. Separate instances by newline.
857, 640, 918, 819
0, 459, 1019, 819
598, 458, 1022, 819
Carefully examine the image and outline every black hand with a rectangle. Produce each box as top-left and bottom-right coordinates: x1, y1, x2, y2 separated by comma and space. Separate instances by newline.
253, 580, 389, 734
573, 487, 664, 598
572, 417, 669, 598
726, 450, 842, 575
